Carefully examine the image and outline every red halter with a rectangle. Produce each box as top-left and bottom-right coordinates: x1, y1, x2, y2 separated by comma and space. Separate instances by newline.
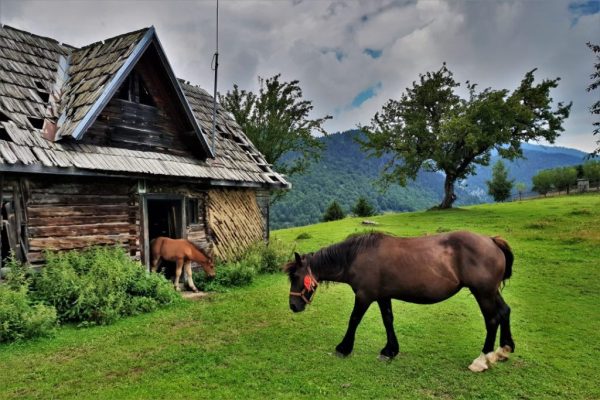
289, 266, 319, 304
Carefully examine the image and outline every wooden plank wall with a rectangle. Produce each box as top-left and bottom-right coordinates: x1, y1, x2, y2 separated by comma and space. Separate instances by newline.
256, 190, 270, 241
0, 177, 29, 263
84, 97, 192, 156
206, 189, 265, 261
25, 177, 138, 264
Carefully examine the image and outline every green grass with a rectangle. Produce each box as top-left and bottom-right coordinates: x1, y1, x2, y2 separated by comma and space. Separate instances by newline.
1, 194, 599, 399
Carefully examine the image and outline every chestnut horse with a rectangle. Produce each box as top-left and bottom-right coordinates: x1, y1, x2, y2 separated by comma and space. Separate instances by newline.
285, 231, 515, 372
150, 237, 216, 292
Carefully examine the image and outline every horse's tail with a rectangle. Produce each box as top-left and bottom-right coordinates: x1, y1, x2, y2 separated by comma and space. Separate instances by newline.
491, 236, 513, 281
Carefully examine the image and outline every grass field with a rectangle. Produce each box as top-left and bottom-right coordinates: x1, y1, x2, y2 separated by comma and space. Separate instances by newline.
1, 194, 599, 399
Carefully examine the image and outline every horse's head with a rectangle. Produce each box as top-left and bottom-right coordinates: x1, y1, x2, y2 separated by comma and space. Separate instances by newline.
284, 252, 318, 313
202, 257, 216, 279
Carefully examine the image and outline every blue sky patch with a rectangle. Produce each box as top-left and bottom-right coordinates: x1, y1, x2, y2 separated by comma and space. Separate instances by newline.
321, 47, 346, 62
568, 0, 600, 26
351, 82, 382, 108
364, 48, 383, 59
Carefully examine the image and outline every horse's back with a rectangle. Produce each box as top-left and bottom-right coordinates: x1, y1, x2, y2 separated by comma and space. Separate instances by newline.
352, 231, 506, 302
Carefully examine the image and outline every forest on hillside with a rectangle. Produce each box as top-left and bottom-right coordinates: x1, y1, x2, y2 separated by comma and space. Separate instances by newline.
270, 131, 587, 229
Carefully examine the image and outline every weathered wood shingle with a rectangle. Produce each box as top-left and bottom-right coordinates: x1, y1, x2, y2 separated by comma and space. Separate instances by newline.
0, 25, 289, 189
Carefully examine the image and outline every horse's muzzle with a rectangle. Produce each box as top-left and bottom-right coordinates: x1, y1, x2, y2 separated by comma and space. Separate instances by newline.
289, 300, 306, 313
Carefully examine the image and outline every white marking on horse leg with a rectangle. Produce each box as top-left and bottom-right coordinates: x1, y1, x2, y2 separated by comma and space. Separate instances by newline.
185, 261, 198, 292
468, 353, 489, 372
174, 259, 183, 292
495, 345, 512, 361
485, 351, 499, 365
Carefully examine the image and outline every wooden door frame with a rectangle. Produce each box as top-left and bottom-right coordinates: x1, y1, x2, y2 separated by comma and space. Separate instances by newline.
140, 193, 186, 270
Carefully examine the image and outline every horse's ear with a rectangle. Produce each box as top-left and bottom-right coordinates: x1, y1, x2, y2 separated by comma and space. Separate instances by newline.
294, 252, 302, 265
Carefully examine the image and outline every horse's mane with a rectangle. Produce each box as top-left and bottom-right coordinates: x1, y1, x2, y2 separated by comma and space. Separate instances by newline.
186, 239, 211, 259
285, 232, 386, 281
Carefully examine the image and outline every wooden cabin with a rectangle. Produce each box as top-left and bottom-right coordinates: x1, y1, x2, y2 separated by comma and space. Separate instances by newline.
0, 25, 289, 272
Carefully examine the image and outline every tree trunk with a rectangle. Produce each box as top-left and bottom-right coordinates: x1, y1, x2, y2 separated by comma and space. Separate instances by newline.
439, 174, 456, 209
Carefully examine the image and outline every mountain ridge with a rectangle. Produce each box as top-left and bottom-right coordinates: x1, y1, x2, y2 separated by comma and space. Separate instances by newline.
270, 130, 588, 229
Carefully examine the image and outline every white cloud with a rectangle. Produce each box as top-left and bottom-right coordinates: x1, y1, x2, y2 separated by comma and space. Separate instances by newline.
1, 0, 598, 151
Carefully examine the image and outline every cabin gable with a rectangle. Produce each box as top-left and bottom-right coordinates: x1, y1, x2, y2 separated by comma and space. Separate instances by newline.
82, 44, 202, 157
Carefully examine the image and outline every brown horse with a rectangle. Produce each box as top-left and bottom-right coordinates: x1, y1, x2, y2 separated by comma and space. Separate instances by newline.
150, 237, 216, 292
285, 231, 515, 372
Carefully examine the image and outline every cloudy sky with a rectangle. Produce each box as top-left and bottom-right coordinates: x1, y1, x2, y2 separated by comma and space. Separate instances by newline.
1, 0, 599, 151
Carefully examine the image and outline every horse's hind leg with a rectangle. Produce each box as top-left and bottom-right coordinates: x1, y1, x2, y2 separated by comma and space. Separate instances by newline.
184, 261, 199, 293
174, 258, 184, 291
335, 296, 371, 357
377, 298, 399, 360
468, 289, 502, 372
495, 293, 515, 361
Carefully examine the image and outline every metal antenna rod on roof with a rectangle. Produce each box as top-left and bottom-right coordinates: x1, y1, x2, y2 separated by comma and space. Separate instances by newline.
210, 0, 219, 159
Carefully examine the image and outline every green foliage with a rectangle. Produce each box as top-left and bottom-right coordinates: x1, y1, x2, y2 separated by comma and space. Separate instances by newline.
587, 42, 600, 155
359, 63, 571, 208
583, 159, 600, 187
0, 285, 57, 343
192, 239, 292, 291
352, 196, 375, 217
0, 255, 57, 343
4, 252, 31, 291
515, 182, 527, 200
552, 166, 577, 193
220, 74, 331, 183
532, 169, 555, 195
486, 160, 514, 202
322, 200, 345, 222
32, 247, 180, 326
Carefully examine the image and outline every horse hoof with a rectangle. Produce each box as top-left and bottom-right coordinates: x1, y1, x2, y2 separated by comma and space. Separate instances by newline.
377, 354, 393, 362
335, 351, 351, 358
485, 351, 499, 365
468, 353, 489, 372
495, 345, 512, 361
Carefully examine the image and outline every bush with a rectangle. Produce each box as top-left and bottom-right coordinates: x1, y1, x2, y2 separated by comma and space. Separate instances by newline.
192, 239, 292, 291
193, 261, 256, 292
32, 247, 180, 326
0, 286, 57, 343
295, 232, 312, 240
0, 255, 57, 343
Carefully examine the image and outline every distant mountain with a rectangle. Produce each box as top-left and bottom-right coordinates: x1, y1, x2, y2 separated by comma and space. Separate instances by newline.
270, 131, 587, 229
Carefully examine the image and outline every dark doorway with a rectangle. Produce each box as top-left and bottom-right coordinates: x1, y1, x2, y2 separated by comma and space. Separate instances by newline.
146, 198, 183, 278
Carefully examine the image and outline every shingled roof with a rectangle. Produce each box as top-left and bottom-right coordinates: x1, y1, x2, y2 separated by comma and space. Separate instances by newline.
0, 25, 289, 189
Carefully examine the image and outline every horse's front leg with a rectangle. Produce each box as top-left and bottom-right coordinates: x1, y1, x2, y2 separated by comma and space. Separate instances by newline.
174, 258, 184, 291
336, 295, 371, 357
151, 256, 161, 273
377, 298, 399, 360
184, 261, 199, 293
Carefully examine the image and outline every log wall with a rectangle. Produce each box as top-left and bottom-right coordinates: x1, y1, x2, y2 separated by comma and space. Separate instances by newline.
206, 189, 265, 260
24, 177, 138, 264
0, 174, 269, 269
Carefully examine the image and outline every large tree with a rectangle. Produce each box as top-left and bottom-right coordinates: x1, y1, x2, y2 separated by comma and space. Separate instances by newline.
587, 42, 600, 156
359, 64, 571, 208
220, 74, 331, 179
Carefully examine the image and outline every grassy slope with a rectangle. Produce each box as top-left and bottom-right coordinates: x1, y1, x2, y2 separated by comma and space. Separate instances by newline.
1, 195, 599, 399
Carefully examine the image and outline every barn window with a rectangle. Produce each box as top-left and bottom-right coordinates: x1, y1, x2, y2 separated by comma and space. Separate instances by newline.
187, 198, 199, 225
115, 71, 156, 107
